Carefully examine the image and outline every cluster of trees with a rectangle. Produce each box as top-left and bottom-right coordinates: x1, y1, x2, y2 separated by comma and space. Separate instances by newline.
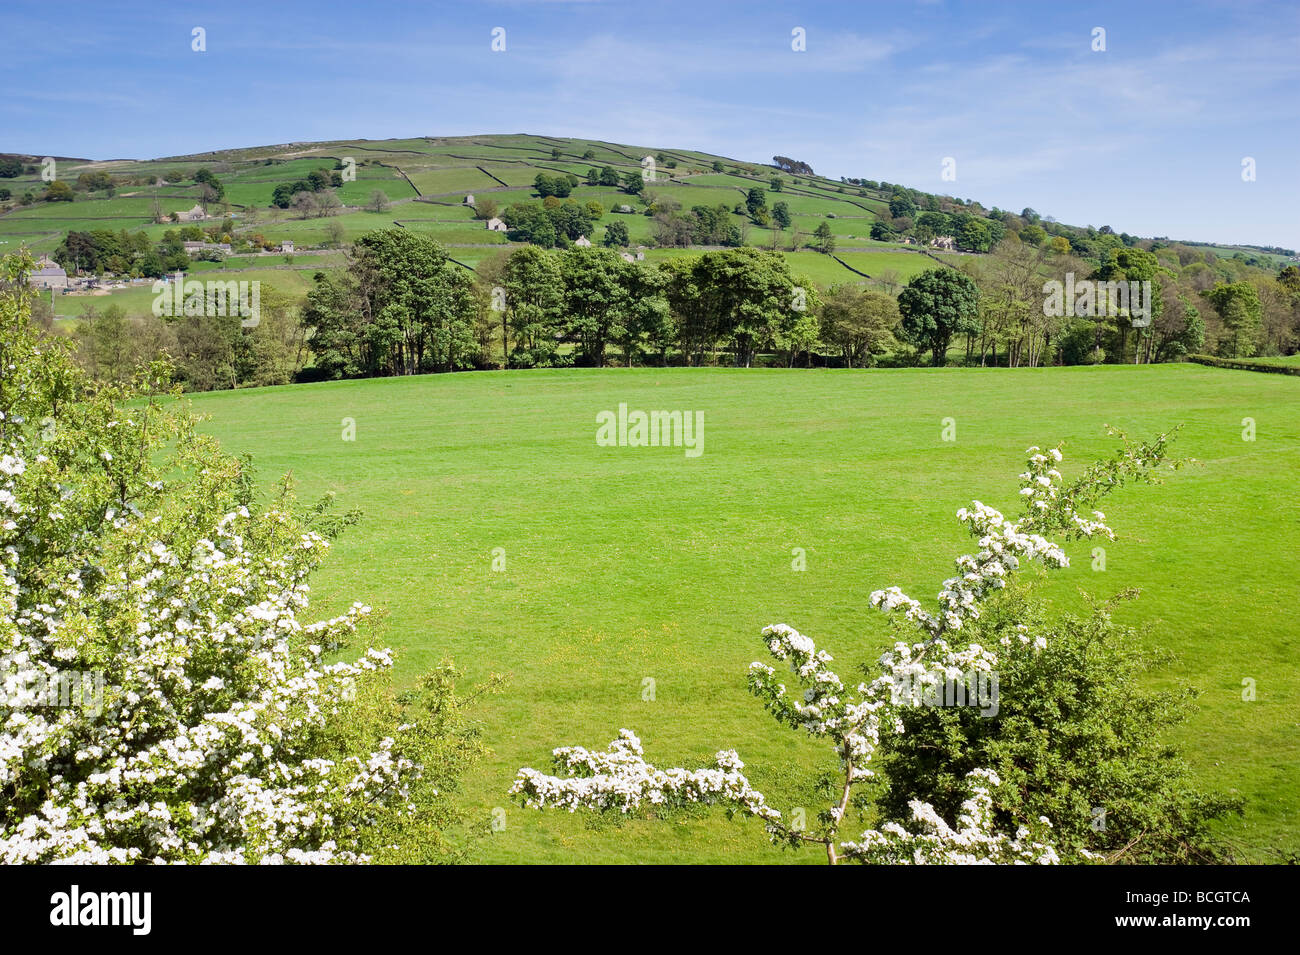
957, 236, 1300, 365
303, 230, 482, 377
533, 172, 579, 198
75, 170, 116, 195
658, 247, 819, 367
959, 243, 1188, 366
52, 221, 237, 276
300, 234, 827, 374
489, 245, 668, 368
500, 198, 601, 247
70, 283, 306, 391
649, 200, 745, 248
582, 165, 644, 195
55, 229, 169, 276
271, 167, 343, 208
874, 199, 1006, 251
36, 211, 1300, 395
772, 155, 814, 175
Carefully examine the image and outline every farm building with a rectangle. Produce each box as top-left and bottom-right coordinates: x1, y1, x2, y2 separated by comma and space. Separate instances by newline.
486, 217, 508, 232
573, 235, 592, 247
27, 262, 68, 290
178, 204, 207, 222
182, 241, 232, 255
279, 240, 294, 253
464, 194, 475, 206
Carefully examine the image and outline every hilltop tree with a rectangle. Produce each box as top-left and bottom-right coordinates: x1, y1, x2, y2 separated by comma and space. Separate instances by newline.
772, 155, 814, 175
897, 267, 981, 365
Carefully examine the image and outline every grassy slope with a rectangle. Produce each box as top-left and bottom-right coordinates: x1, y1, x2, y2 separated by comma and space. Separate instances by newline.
2, 135, 922, 311
185, 363, 1300, 863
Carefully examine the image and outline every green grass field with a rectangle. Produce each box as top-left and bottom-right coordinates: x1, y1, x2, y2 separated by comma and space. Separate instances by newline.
183, 363, 1300, 863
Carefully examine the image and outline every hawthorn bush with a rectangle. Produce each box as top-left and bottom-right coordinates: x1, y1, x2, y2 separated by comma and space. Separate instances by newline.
877, 585, 1242, 863
0, 253, 496, 863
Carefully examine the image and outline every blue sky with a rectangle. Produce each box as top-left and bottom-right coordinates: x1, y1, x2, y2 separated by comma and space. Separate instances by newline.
3, 0, 1298, 249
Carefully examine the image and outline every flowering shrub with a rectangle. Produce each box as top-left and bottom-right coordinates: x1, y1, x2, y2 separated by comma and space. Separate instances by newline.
0, 253, 495, 863
877, 584, 1242, 863
513, 430, 1209, 863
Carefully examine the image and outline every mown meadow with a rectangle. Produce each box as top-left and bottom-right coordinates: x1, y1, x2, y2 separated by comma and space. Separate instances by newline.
184, 362, 1300, 863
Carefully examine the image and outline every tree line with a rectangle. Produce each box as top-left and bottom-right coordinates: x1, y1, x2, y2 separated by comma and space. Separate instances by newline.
29, 226, 1300, 392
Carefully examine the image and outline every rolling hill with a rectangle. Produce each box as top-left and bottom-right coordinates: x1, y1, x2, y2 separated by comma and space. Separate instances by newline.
2, 133, 985, 317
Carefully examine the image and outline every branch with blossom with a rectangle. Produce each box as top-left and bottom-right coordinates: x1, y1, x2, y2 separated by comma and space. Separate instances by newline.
510, 728, 778, 821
